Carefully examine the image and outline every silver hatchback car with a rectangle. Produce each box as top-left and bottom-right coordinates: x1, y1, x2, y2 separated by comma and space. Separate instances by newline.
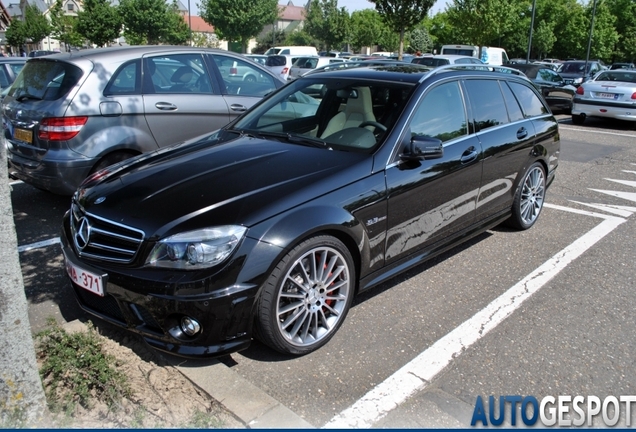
4, 46, 283, 195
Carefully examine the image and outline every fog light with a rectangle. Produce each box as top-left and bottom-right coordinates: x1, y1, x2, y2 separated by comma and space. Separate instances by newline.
180, 316, 201, 336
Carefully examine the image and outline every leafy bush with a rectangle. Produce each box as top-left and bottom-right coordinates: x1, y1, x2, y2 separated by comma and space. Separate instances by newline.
36, 320, 131, 413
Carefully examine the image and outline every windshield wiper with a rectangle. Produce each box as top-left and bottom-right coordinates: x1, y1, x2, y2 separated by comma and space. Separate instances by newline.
285, 133, 329, 149
233, 129, 330, 149
15, 93, 43, 102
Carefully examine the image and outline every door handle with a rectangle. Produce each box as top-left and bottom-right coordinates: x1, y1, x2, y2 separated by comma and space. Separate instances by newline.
155, 102, 178, 111
460, 146, 478, 163
516, 127, 528, 139
230, 104, 247, 112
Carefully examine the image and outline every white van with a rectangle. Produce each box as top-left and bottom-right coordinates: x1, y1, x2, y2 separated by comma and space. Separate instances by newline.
440, 44, 509, 66
264, 46, 318, 56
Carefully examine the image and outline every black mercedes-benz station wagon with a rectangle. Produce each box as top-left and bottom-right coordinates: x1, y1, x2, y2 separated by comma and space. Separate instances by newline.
61, 64, 560, 358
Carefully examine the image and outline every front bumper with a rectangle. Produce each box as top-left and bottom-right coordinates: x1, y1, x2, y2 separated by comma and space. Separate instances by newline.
60, 222, 261, 358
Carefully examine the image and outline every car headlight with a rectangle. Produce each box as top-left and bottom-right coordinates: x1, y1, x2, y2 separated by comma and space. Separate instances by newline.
146, 226, 247, 269
573, 77, 583, 84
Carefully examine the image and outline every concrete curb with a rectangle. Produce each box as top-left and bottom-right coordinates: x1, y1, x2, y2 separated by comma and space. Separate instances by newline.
61, 320, 314, 429
171, 359, 315, 429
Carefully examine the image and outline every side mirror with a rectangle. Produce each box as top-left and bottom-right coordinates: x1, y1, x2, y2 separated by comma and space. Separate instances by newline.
400, 135, 443, 160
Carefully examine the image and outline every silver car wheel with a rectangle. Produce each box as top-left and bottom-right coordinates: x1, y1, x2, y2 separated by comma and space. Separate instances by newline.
276, 246, 351, 347
519, 165, 545, 225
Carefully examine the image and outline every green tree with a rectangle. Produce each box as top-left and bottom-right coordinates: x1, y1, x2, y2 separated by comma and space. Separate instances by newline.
304, 0, 349, 51
606, 0, 636, 62
5, 19, 26, 54
532, 20, 557, 60
24, 5, 51, 46
49, 0, 84, 50
370, 0, 434, 59
119, 0, 187, 45
426, 11, 462, 51
445, 0, 516, 57
76, 0, 122, 47
586, 0, 618, 63
349, 9, 384, 52
191, 32, 221, 48
253, 28, 287, 53
199, 0, 279, 53
409, 26, 433, 53
284, 30, 317, 47
163, 1, 190, 45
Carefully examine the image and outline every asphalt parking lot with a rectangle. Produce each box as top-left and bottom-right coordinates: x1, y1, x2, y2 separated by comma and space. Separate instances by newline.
9, 114, 636, 428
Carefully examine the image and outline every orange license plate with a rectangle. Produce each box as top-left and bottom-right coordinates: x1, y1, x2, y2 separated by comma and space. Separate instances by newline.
14, 128, 32, 144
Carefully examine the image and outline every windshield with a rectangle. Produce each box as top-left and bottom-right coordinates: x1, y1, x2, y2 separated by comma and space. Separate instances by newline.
230, 76, 415, 152
595, 71, 636, 83
560, 62, 591, 73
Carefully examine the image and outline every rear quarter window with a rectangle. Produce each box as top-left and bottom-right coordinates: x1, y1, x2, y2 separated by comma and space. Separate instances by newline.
508, 81, 548, 117
8, 60, 83, 101
464, 79, 509, 131
104, 59, 141, 95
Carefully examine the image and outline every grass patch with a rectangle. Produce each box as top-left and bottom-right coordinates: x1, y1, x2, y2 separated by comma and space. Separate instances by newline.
35, 319, 131, 414
184, 409, 225, 429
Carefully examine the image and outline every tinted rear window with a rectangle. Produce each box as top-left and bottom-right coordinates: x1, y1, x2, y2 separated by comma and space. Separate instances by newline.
412, 58, 449, 67
266, 56, 287, 67
8, 60, 83, 101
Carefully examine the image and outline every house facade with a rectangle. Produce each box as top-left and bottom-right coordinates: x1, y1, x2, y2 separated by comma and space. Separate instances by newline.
0, 0, 308, 54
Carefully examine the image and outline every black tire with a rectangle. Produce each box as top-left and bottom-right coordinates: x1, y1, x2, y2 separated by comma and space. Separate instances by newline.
89, 151, 136, 175
571, 113, 585, 125
506, 162, 546, 230
255, 235, 355, 355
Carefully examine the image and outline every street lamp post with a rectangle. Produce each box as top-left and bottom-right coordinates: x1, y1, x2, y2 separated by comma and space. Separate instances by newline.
188, 0, 192, 46
584, 0, 598, 73
526, 0, 537, 63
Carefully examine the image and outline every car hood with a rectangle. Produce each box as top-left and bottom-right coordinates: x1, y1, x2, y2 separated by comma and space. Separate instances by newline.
76, 134, 372, 239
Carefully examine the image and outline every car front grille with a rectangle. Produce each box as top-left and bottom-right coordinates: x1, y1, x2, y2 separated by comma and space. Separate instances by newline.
70, 203, 145, 264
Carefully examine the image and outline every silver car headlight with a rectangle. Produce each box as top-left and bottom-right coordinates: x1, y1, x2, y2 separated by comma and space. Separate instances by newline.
146, 226, 247, 269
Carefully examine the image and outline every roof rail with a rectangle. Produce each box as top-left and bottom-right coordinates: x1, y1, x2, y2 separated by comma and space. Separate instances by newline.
426, 63, 527, 78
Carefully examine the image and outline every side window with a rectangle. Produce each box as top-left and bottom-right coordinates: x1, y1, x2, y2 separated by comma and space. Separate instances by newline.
500, 82, 525, 122
464, 79, 509, 132
213, 55, 277, 97
540, 69, 561, 83
0, 68, 9, 87
104, 60, 140, 95
9, 64, 25, 77
143, 54, 211, 94
508, 82, 548, 117
409, 81, 467, 143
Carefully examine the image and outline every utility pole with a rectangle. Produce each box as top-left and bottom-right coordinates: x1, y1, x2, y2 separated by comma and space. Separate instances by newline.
526, 0, 536, 63
584, 0, 598, 73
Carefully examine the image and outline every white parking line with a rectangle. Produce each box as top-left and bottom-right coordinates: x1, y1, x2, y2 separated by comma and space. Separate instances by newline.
325, 205, 627, 428
18, 237, 60, 253
559, 126, 636, 138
